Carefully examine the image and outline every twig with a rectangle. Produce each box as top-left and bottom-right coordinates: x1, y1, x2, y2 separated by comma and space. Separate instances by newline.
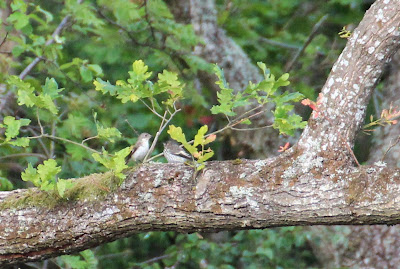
28, 134, 101, 154
381, 135, 400, 162
0, 32, 8, 48
285, 14, 329, 72
49, 119, 56, 158
0, 153, 47, 160
235, 104, 264, 121
231, 124, 273, 131
143, 106, 181, 162
140, 99, 163, 118
27, 127, 50, 158
259, 36, 300, 50
136, 253, 173, 266
124, 119, 140, 137
81, 136, 99, 144
36, 108, 44, 135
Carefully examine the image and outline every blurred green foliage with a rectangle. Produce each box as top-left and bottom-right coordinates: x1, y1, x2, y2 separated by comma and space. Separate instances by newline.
0, 0, 369, 268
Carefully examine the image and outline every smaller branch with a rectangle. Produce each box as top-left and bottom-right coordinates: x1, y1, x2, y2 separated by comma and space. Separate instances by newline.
140, 99, 163, 118
29, 134, 101, 154
285, 14, 328, 72
146, 152, 163, 162
0, 153, 47, 160
204, 108, 268, 139
0, 32, 8, 48
234, 104, 264, 122
138, 253, 173, 266
36, 108, 44, 135
143, 106, 181, 162
259, 37, 300, 50
49, 120, 56, 158
381, 135, 400, 162
231, 124, 273, 131
81, 135, 99, 144
27, 127, 50, 158
124, 119, 140, 137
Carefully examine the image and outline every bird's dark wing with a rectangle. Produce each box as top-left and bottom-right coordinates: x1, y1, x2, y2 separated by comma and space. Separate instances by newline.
125, 145, 137, 164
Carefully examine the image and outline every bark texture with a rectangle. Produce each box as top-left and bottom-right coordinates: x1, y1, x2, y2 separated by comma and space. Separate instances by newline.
1, 160, 400, 265
1, 0, 400, 266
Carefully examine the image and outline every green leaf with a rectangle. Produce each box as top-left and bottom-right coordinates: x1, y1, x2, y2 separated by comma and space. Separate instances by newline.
36, 94, 58, 114
7, 76, 36, 107
92, 147, 130, 180
35, 5, 53, 23
196, 164, 205, 171
257, 62, 268, 74
0, 176, 14, 191
273, 107, 307, 136
274, 92, 304, 105
80, 249, 98, 269
21, 163, 39, 186
57, 179, 76, 198
11, 0, 27, 12
167, 125, 187, 144
60, 113, 93, 139
198, 150, 214, 163
87, 64, 103, 76
93, 78, 120, 96
7, 11, 30, 29
167, 125, 196, 154
42, 78, 63, 99
60, 255, 87, 269
241, 118, 252, 125
2, 116, 31, 140
80, 66, 93, 82
129, 60, 152, 82
66, 144, 91, 161
37, 159, 61, 191
8, 137, 30, 147
20, 160, 61, 192
193, 125, 208, 147
213, 65, 230, 90
147, 0, 173, 19
97, 126, 121, 143
12, 45, 25, 57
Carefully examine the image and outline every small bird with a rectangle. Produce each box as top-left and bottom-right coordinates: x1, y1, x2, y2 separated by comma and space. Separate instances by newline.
163, 140, 192, 163
126, 133, 152, 163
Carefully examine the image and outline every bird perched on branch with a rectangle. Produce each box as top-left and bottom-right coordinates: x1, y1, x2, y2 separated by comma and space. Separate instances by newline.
163, 140, 191, 163
126, 133, 152, 163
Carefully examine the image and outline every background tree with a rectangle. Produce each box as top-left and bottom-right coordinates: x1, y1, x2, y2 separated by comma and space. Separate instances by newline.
1, 0, 400, 268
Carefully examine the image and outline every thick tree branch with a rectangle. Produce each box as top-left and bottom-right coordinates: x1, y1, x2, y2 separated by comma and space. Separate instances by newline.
1, 158, 400, 265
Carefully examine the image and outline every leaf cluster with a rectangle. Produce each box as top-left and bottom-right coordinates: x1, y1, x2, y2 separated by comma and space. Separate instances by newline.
211, 62, 306, 136
94, 60, 183, 107
167, 125, 216, 171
